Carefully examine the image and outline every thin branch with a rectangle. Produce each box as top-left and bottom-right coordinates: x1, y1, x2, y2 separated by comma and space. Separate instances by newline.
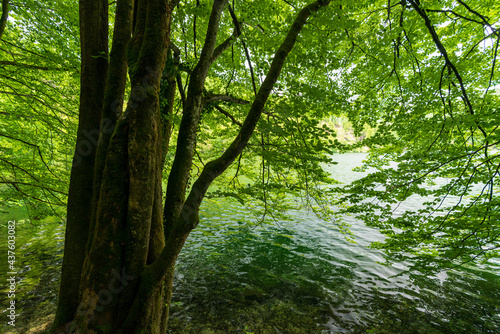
281, 0, 296, 9
483, 34, 500, 97
0, 89, 69, 120
3, 180, 65, 206
397, 140, 500, 188
426, 9, 483, 25
213, 105, 242, 126
463, 31, 498, 59
0, 181, 68, 195
0, 157, 40, 182
193, 0, 200, 58
0, 132, 60, 180
0, 60, 72, 71
230, 152, 243, 185
408, 0, 488, 141
456, 0, 499, 37
228, 5, 257, 95
176, 73, 186, 107
203, 94, 249, 105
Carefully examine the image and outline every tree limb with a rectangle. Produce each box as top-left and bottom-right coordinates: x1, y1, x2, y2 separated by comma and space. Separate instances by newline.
426, 9, 483, 25
0, 60, 73, 71
1, 180, 66, 206
203, 93, 249, 105
182, 0, 332, 226
0, 0, 9, 42
163, 0, 228, 233
0, 181, 68, 196
211, 24, 241, 63
228, 5, 257, 95
0, 157, 40, 182
408, 0, 488, 141
456, 0, 499, 37
213, 105, 242, 126
0, 132, 61, 180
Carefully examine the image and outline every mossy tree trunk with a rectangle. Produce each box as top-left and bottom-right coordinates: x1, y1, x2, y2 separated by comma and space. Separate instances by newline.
51, 0, 331, 333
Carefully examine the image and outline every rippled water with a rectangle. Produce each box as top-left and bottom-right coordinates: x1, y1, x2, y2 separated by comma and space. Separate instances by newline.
168, 153, 500, 333
0, 153, 499, 333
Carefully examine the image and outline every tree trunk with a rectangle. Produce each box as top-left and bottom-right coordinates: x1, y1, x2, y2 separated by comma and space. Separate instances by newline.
52, 0, 330, 333
52, 0, 108, 329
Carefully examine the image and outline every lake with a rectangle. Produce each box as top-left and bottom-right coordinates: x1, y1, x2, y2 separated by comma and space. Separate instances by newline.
1, 153, 499, 333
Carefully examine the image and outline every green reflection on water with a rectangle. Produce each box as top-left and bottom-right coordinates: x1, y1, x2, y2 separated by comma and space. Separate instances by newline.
0, 207, 498, 334
165, 200, 500, 334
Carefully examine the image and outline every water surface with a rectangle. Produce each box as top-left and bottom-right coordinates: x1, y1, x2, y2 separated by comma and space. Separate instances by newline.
0, 153, 499, 333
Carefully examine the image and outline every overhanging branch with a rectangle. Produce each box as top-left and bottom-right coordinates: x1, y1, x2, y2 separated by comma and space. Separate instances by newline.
163, 0, 228, 231
0, 60, 73, 71
182, 0, 332, 225
408, 0, 489, 141
213, 105, 242, 127
228, 4, 257, 95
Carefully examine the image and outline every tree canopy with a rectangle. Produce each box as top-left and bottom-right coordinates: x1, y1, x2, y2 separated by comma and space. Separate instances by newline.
0, 0, 499, 331
0, 0, 79, 218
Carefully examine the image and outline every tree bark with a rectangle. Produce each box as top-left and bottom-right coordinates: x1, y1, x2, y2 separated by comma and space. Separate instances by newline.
51, 0, 108, 330
88, 0, 134, 254
61, 0, 174, 332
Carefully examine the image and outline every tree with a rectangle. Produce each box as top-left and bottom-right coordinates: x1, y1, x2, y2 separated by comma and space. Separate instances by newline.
0, 0, 497, 332
50, 0, 333, 332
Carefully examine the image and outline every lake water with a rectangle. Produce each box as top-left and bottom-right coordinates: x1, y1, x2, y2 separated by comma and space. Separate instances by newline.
1, 153, 499, 333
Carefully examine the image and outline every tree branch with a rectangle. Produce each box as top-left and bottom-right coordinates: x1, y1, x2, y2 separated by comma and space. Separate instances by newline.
193, 0, 200, 58
2, 180, 66, 206
182, 0, 332, 227
203, 93, 249, 105
211, 24, 241, 63
456, 0, 499, 37
0, 132, 61, 180
213, 105, 242, 126
0, 60, 73, 71
0, 0, 9, 42
228, 5, 257, 95
0, 181, 68, 196
426, 9, 483, 25
163, 0, 228, 231
408, 0, 488, 140
0, 157, 40, 182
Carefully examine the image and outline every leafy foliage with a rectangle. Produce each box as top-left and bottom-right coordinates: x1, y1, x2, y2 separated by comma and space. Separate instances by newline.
0, 0, 80, 218
335, 0, 500, 269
